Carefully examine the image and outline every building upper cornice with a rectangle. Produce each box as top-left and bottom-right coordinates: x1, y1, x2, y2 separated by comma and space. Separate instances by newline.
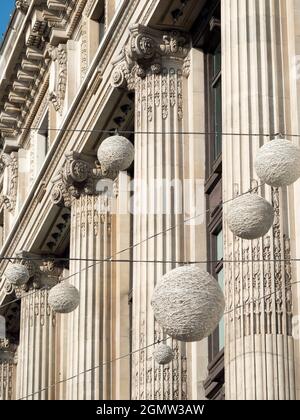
0, 0, 88, 144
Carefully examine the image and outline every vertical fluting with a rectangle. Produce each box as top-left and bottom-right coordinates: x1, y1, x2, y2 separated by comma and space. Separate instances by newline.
15, 289, 56, 400
222, 0, 295, 400
66, 186, 131, 400
132, 59, 188, 400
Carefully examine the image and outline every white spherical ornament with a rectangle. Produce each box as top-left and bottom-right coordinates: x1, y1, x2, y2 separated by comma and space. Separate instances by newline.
255, 139, 300, 187
97, 135, 134, 173
227, 193, 274, 240
153, 344, 174, 365
4, 263, 30, 286
48, 282, 80, 314
151, 266, 225, 343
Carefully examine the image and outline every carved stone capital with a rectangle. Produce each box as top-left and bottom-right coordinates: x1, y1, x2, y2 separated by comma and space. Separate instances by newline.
12, 251, 62, 298
51, 152, 118, 208
111, 24, 191, 90
15, 0, 29, 12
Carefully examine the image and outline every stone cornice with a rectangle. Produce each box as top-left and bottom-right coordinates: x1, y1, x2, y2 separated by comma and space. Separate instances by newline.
0, 0, 87, 142
0, 0, 157, 305
111, 24, 191, 90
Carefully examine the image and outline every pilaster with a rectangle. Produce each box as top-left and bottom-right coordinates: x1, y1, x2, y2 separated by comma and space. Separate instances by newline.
14, 255, 62, 400
51, 152, 131, 400
222, 0, 296, 400
112, 24, 191, 400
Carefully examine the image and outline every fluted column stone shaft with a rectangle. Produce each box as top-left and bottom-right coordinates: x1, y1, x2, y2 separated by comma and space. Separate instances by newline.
51, 153, 131, 400
222, 0, 296, 400
112, 25, 191, 400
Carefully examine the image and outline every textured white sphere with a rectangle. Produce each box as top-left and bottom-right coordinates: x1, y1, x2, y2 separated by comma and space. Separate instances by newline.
151, 266, 225, 343
153, 344, 174, 365
227, 193, 274, 240
4, 263, 30, 286
255, 139, 300, 187
97, 135, 134, 172
48, 282, 80, 314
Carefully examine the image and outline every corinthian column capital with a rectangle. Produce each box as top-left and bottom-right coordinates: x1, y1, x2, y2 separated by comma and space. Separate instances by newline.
11, 251, 63, 298
111, 24, 191, 90
51, 151, 118, 208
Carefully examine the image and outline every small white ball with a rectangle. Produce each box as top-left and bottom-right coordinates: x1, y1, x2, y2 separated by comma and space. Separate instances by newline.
151, 266, 225, 343
4, 263, 30, 286
153, 344, 174, 365
255, 139, 300, 187
227, 193, 274, 240
48, 282, 80, 314
97, 135, 134, 173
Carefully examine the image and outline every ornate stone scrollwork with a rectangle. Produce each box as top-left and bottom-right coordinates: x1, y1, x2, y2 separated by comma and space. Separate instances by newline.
51, 152, 118, 208
15, 0, 29, 12
0, 153, 18, 213
111, 24, 191, 91
51, 152, 93, 208
11, 251, 62, 298
48, 44, 67, 115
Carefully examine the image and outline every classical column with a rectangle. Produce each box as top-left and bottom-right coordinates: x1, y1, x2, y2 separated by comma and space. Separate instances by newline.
112, 25, 191, 400
222, 0, 295, 399
0, 339, 17, 400
14, 257, 61, 400
51, 153, 131, 400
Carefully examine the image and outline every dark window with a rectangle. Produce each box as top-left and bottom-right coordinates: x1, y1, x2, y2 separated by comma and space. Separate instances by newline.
193, 0, 224, 400
206, 42, 222, 173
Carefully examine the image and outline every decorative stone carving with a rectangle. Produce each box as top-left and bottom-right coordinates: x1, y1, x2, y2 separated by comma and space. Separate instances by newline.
51, 152, 118, 208
111, 24, 190, 90
11, 251, 62, 298
15, 0, 29, 12
48, 44, 67, 115
0, 339, 17, 400
0, 153, 18, 213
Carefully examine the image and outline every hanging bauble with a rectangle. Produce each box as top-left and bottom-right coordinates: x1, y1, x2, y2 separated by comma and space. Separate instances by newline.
151, 266, 225, 343
153, 344, 174, 365
255, 139, 300, 187
97, 135, 134, 173
4, 263, 30, 286
227, 193, 274, 240
48, 282, 80, 314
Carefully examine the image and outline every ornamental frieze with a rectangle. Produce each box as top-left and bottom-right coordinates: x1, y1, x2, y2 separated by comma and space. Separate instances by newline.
0, 153, 18, 213
48, 44, 67, 115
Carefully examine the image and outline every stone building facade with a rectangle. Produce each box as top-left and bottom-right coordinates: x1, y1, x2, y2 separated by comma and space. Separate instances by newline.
0, 0, 299, 400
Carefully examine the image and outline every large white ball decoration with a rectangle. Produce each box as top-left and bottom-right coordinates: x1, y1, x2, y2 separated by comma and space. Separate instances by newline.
97, 135, 134, 173
48, 282, 80, 314
227, 193, 274, 240
255, 139, 300, 187
4, 263, 30, 286
151, 266, 225, 343
153, 344, 174, 365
